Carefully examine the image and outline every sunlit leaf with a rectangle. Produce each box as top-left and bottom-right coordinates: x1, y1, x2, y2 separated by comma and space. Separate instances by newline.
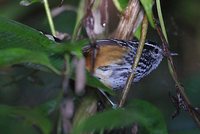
72, 99, 168, 134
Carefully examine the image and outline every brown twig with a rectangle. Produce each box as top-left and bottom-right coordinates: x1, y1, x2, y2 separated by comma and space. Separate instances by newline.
110, 0, 146, 107
119, 15, 148, 107
155, 21, 200, 127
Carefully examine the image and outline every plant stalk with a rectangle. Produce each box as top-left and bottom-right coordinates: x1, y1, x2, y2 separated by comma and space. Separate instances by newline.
156, 0, 200, 127
43, 0, 56, 36
119, 15, 148, 107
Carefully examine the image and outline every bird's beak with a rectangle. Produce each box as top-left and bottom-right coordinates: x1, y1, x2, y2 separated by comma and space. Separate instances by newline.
170, 52, 178, 56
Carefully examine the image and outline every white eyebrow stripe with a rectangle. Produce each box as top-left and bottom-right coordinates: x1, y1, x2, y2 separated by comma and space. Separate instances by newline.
94, 39, 162, 52
128, 40, 162, 50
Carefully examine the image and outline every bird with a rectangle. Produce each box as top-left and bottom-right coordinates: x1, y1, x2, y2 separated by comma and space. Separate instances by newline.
83, 39, 164, 91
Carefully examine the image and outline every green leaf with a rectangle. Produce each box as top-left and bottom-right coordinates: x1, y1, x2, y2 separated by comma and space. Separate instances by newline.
0, 116, 38, 134
127, 99, 168, 134
0, 16, 113, 94
140, 0, 155, 27
62, 40, 89, 58
0, 48, 60, 74
71, 70, 114, 95
112, 0, 129, 12
0, 16, 89, 60
0, 17, 89, 72
85, 71, 115, 95
0, 16, 90, 56
0, 104, 52, 134
72, 99, 168, 134
0, 16, 58, 53
134, 24, 142, 39
20, 0, 42, 6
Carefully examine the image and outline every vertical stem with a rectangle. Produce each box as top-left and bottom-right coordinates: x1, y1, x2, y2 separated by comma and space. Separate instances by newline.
119, 15, 148, 107
156, 0, 168, 42
43, 0, 56, 36
71, 0, 85, 41
156, 0, 200, 127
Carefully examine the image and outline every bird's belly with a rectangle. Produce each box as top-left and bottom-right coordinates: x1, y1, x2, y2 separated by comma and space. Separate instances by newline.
94, 65, 131, 90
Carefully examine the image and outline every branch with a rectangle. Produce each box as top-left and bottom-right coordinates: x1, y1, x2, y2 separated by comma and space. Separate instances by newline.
43, 0, 56, 36
155, 0, 200, 127
155, 22, 200, 128
119, 15, 148, 107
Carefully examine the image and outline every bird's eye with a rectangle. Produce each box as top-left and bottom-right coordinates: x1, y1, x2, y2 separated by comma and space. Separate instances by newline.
154, 49, 159, 54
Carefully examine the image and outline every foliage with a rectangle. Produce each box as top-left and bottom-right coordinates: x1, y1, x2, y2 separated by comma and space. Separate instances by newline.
72, 99, 168, 134
0, 0, 200, 134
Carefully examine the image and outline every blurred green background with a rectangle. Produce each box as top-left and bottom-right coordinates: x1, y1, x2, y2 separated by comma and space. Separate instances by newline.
0, 0, 200, 133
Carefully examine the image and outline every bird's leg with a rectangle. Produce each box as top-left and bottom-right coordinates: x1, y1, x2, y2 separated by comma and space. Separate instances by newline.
98, 89, 118, 109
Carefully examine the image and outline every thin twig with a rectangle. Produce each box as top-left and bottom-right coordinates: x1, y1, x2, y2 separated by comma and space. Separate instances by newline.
155, 0, 200, 127
156, 0, 168, 43
155, 23, 200, 127
119, 15, 148, 107
43, 0, 56, 36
